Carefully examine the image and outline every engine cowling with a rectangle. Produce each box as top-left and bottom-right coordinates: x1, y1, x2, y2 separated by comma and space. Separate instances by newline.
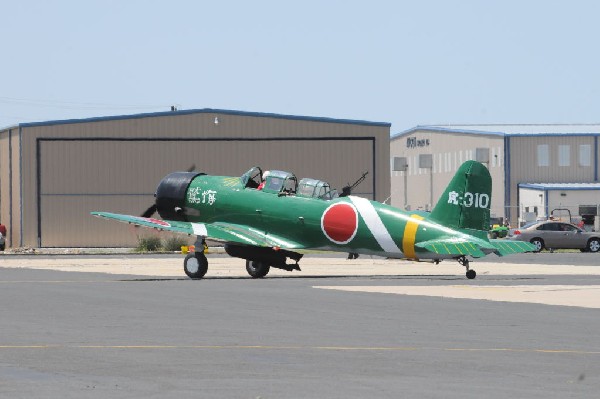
155, 171, 205, 221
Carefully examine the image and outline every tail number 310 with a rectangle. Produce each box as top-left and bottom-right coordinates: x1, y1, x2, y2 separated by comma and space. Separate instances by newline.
463, 192, 489, 208
448, 191, 490, 209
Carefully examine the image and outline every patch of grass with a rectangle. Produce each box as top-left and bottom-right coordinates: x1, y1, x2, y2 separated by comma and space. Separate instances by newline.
163, 236, 190, 252
135, 236, 162, 252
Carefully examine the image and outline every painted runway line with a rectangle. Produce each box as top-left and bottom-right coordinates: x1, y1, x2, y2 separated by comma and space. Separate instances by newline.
0, 344, 598, 355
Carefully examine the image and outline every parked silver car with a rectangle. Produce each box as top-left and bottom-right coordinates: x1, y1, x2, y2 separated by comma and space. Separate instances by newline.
509, 220, 600, 252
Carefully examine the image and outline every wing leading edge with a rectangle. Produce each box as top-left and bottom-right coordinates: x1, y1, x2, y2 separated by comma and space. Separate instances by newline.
91, 212, 305, 249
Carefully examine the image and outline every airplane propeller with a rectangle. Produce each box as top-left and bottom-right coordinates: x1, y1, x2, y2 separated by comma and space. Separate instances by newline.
140, 204, 157, 218
139, 164, 195, 218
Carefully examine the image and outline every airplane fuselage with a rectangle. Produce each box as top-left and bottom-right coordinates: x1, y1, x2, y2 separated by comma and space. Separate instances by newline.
181, 175, 467, 260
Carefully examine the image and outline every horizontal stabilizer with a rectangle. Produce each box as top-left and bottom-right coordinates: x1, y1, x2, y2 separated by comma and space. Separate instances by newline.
415, 237, 488, 258
489, 239, 537, 256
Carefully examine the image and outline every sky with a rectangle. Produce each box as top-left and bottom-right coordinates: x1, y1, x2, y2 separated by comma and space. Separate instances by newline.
2, 0, 600, 134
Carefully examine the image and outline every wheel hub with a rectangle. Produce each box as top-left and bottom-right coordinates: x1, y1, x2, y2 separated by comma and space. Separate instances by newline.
186, 257, 199, 273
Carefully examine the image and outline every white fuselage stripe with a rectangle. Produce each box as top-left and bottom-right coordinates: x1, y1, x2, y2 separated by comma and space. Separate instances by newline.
349, 196, 402, 253
191, 223, 208, 237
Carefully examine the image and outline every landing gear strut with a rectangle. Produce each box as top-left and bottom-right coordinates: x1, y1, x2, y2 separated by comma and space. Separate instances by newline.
458, 256, 476, 279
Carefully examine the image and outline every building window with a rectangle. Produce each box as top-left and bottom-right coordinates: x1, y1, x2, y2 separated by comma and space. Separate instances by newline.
579, 144, 591, 166
537, 144, 549, 167
558, 145, 570, 166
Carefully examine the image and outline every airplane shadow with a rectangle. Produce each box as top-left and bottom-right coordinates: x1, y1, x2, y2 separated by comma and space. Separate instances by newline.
117, 275, 542, 282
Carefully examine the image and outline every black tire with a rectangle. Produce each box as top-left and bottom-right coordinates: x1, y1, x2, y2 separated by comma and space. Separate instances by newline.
184, 252, 208, 279
587, 238, 600, 253
530, 238, 544, 253
466, 269, 476, 279
246, 260, 270, 278
490, 232, 498, 239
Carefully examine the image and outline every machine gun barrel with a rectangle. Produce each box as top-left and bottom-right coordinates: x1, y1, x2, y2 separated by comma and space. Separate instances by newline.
340, 171, 368, 197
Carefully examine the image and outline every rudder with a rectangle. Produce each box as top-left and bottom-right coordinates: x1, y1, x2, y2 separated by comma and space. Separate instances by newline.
429, 161, 491, 234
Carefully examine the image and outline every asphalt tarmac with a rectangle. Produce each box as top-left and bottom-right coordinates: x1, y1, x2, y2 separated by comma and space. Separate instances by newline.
1, 253, 599, 398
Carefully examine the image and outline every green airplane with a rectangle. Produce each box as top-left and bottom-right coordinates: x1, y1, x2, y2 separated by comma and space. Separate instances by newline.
92, 160, 535, 280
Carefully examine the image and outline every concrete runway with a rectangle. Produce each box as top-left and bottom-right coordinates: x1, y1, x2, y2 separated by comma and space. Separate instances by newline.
1, 253, 599, 398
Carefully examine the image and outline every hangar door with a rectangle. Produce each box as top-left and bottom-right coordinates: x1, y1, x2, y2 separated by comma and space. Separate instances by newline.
38, 138, 375, 247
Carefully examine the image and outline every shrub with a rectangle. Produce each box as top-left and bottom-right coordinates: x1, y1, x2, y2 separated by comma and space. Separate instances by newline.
135, 236, 162, 252
163, 236, 190, 252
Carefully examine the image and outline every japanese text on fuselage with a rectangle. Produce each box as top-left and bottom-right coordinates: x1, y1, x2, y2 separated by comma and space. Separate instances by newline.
188, 188, 217, 205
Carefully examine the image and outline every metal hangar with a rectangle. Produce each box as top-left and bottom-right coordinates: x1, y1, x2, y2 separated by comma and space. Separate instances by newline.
0, 109, 390, 248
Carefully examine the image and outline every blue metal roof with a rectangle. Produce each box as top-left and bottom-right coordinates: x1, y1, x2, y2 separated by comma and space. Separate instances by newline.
17, 108, 391, 128
392, 125, 505, 139
519, 183, 600, 191
392, 124, 600, 139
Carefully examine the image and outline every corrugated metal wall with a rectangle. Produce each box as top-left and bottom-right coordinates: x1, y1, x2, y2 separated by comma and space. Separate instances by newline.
508, 135, 597, 223
0, 130, 9, 245
10, 110, 390, 247
509, 136, 596, 182
0, 128, 22, 248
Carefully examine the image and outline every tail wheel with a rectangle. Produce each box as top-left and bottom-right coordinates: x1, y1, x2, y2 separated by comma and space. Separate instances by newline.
246, 260, 270, 278
587, 238, 600, 253
457, 256, 476, 280
184, 252, 208, 279
530, 238, 544, 252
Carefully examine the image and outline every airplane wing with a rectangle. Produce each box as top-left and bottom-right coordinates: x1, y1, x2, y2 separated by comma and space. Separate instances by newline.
91, 212, 306, 249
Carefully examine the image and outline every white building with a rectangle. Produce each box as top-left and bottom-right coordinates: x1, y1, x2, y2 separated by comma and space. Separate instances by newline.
391, 124, 600, 226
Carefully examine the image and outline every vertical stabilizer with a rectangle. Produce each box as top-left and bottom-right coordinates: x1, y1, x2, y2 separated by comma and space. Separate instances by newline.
429, 161, 491, 235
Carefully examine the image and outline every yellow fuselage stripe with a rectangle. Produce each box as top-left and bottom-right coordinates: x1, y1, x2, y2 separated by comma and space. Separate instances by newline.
402, 214, 424, 259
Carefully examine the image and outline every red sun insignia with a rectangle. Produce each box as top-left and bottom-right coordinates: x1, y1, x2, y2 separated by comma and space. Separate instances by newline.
321, 202, 358, 244
136, 216, 171, 227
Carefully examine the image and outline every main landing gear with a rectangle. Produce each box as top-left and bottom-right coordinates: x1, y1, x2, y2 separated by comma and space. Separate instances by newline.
457, 256, 477, 279
183, 240, 304, 280
183, 238, 209, 279
184, 251, 208, 279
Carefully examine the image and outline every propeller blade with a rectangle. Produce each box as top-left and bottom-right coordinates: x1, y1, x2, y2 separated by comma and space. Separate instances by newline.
141, 204, 157, 218
186, 164, 196, 172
